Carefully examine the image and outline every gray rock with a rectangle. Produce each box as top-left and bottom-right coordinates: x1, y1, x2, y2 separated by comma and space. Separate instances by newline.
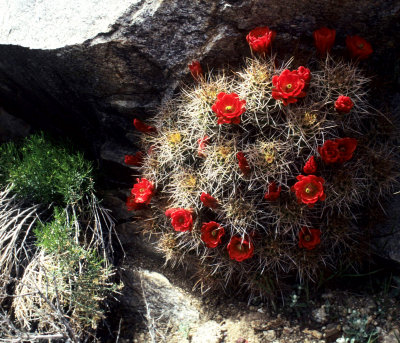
191, 321, 223, 343
122, 269, 200, 333
0, 0, 135, 49
375, 194, 400, 263
0, 0, 399, 165
0, 107, 30, 142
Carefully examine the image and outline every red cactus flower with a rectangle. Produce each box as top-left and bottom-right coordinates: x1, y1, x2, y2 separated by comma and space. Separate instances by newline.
264, 182, 281, 201
319, 138, 357, 164
303, 156, 317, 174
126, 194, 144, 211
335, 95, 354, 114
291, 175, 326, 208
212, 92, 246, 125
313, 27, 336, 55
296, 66, 311, 86
272, 69, 307, 105
131, 178, 154, 205
346, 35, 373, 60
197, 135, 209, 157
133, 118, 157, 133
200, 192, 219, 209
124, 151, 144, 166
165, 208, 193, 232
227, 236, 254, 262
201, 221, 225, 248
188, 60, 203, 80
236, 152, 251, 175
246, 26, 276, 54
318, 140, 340, 164
336, 138, 357, 163
298, 227, 321, 250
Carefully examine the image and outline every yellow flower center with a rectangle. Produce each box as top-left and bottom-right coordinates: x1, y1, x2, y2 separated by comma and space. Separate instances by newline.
225, 105, 233, 112
236, 244, 243, 251
264, 152, 275, 164
184, 175, 197, 187
211, 230, 217, 237
303, 112, 317, 126
168, 132, 182, 144
178, 217, 184, 223
304, 234, 311, 242
140, 188, 145, 193
261, 143, 276, 164
286, 83, 292, 89
218, 146, 231, 159
357, 43, 364, 49
305, 182, 317, 195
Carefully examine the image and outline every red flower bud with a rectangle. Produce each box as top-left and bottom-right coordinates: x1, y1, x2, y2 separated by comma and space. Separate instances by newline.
313, 27, 336, 55
200, 192, 219, 209
246, 26, 276, 54
335, 95, 354, 114
188, 60, 203, 81
133, 118, 157, 133
126, 194, 144, 211
303, 156, 317, 174
236, 152, 251, 175
197, 135, 209, 157
264, 182, 281, 201
124, 151, 144, 166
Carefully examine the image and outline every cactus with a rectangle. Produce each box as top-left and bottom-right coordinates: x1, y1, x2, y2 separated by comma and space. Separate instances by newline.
129, 51, 398, 298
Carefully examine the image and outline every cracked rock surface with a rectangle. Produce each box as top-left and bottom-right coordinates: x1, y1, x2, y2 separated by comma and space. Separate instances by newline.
0, 0, 399, 165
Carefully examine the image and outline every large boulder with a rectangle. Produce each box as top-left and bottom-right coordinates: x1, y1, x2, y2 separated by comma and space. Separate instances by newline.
0, 0, 399, 166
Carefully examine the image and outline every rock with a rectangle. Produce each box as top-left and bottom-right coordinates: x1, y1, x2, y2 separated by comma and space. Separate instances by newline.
121, 269, 200, 335
312, 305, 328, 323
0, 107, 30, 142
375, 194, 400, 263
263, 330, 276, 341
324, 324, 342, 342
223, 316, 263, 343
382, 329, 400, 343
191, 321, 223, 343
303, 329, 323, 340
0, 0, 399, 174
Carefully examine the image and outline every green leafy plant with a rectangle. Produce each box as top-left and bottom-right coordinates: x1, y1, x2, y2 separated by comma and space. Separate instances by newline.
0, 133, 93, 205
0, 134, 118, 341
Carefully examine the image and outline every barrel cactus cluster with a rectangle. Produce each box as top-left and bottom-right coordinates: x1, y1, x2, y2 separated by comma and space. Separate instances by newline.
125, 27, 398, 297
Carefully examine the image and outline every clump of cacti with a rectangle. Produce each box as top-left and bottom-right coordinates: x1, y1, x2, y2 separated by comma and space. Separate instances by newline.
125, 26, 398, 298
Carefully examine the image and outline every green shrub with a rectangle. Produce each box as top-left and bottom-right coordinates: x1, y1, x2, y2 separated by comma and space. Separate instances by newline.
0, 133, 93, 205
0, 141, 20, 185
30, 208, 117, 331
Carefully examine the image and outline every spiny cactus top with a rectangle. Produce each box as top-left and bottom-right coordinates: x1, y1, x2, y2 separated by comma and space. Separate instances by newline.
125, 27, 397, 298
